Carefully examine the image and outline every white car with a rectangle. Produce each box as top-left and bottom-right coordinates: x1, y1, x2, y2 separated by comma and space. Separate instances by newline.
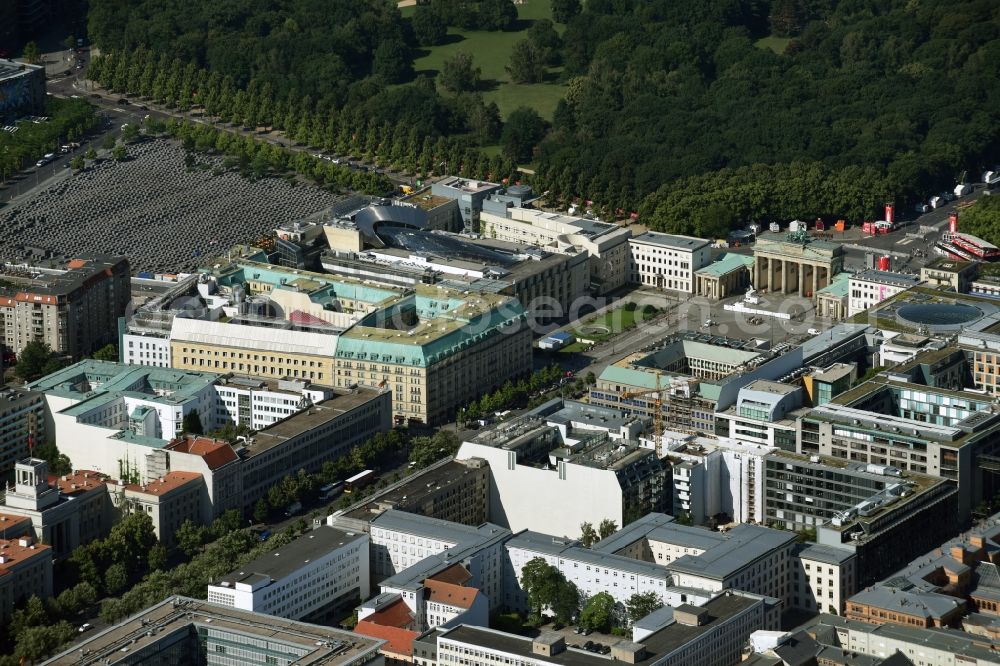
78, 623, 92, 633
807, 328, 821, 335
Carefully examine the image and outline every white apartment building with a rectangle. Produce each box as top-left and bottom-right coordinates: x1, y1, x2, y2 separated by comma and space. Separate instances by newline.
637, 593, 779, 666
361, 510, 510, 615
28, 360, 335, 482
793, 544, 857, 616
504, 530, 673, 610
206, 526, 369, 621
433, 592, 777, 666
436, 627, 613, 666
665, 525, 796, 609
122, 332, 172, 367
366, 511, 485, 580
456, 415, 667, 536
628, 232, 711, 294
666, 435, 775, 526
593, 515, 796, 610
213, 375, 331, 430
713, 379, 805, 453
847, 270, 921, 317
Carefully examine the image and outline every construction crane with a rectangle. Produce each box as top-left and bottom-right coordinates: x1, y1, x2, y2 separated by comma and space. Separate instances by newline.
621, 372, 666, 459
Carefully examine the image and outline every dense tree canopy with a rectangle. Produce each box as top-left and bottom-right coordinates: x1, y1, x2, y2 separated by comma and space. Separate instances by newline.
88, 0, 407, 102
84, 0, 1000, 236
959, 196, 1000, 242
533, 0, 1000, 228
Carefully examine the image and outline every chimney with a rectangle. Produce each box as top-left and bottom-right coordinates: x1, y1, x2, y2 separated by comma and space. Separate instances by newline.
884, 203, 894, 225
674, 605, 710, 626
949, 212, 958, 234
531, 633, 565, 657
950, 545, 968, 565
612, 642, 647, 664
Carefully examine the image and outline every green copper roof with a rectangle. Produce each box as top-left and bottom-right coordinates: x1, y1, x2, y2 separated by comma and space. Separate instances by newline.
28, 360, 221, 401
337, 290, 527, 367
696, 253, 754, 278
214, 261, 400, 306
817, 272, 852, 298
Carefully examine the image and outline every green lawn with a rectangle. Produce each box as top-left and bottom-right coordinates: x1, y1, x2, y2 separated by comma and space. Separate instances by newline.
755, 35, 792, 54
410, 0, 567, 120
564, 304, 660, 349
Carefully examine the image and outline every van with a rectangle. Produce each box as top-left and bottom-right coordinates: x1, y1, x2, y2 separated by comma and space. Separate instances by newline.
319, 481, 344, 500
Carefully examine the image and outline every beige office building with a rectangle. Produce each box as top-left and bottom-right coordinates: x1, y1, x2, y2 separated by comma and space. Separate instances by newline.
107, 471, 205, 550
478, 207, 632, 293
335, 286, 531, 425
169, 318, 338, 383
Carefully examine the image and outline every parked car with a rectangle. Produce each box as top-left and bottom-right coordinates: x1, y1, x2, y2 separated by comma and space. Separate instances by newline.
78, 623, 92, 633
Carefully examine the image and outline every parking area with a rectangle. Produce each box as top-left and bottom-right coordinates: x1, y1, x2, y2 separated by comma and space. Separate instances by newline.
544, 624, 622, 655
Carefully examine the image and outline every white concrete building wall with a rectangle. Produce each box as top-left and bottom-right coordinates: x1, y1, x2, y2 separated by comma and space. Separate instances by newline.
628, 237, 711, 294
456, 442, 624, 535
206, 535, 369, 620
654, 597, 766, 666
847, 278, 910, 317
122, 333, 172, 367
720, 447, 769, 525
368, 524, 460, 579
505, 544, 672, 608
668, 545, 794, 609
48, 408, 141, 478
842, 624, 977, 666
794, 555, 856, 615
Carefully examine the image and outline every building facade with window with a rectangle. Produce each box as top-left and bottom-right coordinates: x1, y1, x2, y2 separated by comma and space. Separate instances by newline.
207, 526, 369, 623
628, 232, 711, 294
0, 534, 51, 623
0, 255, 130, 359
848, 270, 922, 317
106, 471, 204, 550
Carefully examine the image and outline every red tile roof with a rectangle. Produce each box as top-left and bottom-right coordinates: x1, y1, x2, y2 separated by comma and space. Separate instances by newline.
424, 579, 479, 610
289, 310, 332, 327
355, 599, 419, 658
0, 537, 51, 575
122, 471, 202, 497
428, 563, 473, 586
165, 436, 239, 470
0, 513, 31, 538
48, 470, 107, 495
